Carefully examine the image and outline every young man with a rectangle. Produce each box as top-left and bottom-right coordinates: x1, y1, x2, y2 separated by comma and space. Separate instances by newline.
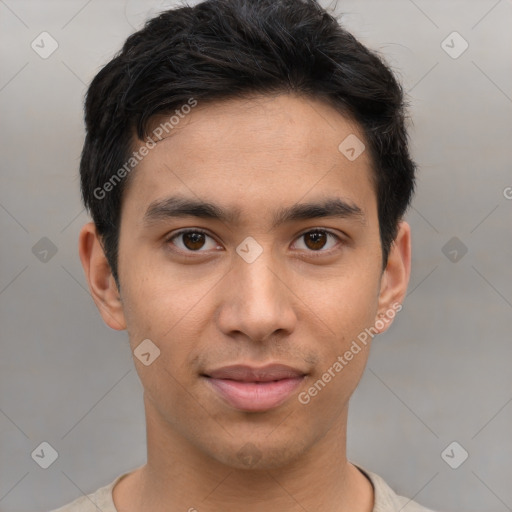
53, 0, 436, 510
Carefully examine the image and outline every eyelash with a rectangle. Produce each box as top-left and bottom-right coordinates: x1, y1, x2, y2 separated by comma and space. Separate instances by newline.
165, 228, 344, 257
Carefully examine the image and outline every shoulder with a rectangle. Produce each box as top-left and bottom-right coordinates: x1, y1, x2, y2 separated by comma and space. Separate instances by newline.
48, 473, 127, 512
354, 464, 439, 512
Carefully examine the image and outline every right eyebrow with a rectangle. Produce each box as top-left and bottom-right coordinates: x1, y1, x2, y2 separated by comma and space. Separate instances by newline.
142, 195, 242, 227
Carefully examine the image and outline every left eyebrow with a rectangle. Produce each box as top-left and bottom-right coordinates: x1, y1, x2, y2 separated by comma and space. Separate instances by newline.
270, 198, 366, 229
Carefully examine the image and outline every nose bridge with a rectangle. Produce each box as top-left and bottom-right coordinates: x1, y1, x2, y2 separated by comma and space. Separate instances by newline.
239, 251, 279, 300
218, 240, 296, 341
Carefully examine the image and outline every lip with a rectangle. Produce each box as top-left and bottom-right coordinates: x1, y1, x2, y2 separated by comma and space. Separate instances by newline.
203, 364, 307, 412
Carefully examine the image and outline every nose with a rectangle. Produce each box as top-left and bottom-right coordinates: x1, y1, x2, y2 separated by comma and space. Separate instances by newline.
216, 247, 297, 343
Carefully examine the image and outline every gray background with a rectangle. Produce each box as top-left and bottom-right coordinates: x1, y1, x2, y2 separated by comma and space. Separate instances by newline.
1, 0, 511, 511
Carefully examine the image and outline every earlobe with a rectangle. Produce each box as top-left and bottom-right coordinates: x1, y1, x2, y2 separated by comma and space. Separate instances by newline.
78, 222, 126, 331
374, 221, 411, 334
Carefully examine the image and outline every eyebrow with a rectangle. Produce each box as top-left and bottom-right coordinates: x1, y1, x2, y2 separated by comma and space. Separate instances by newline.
142, 195, 366, 229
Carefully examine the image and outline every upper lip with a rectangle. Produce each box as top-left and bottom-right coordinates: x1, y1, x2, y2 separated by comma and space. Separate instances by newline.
204, 364, 307, 382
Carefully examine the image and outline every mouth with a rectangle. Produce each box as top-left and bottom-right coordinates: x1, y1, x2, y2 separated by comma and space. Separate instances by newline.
202, 364, 307, 412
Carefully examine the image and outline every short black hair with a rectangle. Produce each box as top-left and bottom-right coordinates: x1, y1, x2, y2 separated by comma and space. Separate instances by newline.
80, 0, 416, 287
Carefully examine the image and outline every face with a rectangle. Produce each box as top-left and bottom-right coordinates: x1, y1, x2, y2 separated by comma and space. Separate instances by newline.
81, 93, 410, 470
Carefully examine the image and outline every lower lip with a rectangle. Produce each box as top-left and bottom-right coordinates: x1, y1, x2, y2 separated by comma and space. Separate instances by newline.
205, 376, 305, 412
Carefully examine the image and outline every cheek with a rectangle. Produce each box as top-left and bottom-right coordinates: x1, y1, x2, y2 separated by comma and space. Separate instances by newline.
120, 253, 217, 349
298, 327, 372, 425
121, 278, 209, 424
314, 271, 381, 343
300, 270, 380, 399
119, 269, 218, 419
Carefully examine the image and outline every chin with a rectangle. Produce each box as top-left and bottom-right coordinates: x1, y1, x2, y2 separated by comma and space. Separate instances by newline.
205, 434, 311, 471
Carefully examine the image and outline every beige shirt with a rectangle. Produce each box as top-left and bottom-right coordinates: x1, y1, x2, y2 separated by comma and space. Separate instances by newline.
50, 464, 437, 512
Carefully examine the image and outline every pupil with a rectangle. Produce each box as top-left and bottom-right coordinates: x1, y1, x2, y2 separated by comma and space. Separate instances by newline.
306, 231, 326, 250
184, 232, 205, 250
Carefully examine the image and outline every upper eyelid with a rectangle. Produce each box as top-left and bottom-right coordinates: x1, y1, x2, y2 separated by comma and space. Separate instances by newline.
295, 227, 340, 238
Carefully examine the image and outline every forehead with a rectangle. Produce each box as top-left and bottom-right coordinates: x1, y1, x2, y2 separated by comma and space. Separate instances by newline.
122, 93, 376, 223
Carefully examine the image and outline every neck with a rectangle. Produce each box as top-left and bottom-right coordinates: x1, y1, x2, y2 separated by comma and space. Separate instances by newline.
114, 396, 374, 512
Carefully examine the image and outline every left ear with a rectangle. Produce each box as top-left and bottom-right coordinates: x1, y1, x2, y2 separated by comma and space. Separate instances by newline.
374, 220, 411, 334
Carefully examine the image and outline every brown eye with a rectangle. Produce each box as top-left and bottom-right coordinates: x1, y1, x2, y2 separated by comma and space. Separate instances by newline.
182, 232, 206, 250
303, 231, 328, 250
293, 229, 340, 253
168, 230, 220, 252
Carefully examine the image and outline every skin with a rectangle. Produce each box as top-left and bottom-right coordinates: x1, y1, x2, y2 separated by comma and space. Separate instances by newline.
79, 93, 411, 512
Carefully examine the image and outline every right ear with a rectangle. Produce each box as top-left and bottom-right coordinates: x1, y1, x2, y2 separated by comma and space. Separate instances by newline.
78, 222, 126, 330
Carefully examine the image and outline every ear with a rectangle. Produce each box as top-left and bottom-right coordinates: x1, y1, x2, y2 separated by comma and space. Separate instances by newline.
374, 221, 411, 334
78, 222, 126, 330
